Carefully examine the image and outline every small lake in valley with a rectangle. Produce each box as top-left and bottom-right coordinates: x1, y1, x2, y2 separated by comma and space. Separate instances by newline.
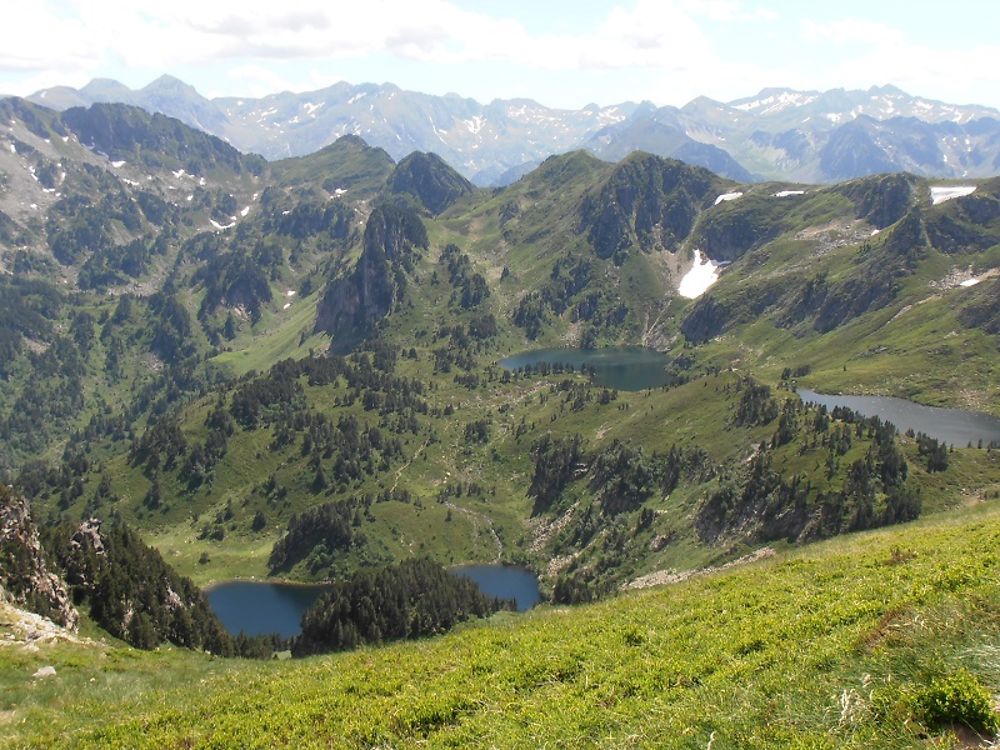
499, 347, 674, 391
207, 565, 542, 636
205, 581, 330, 638
797, 389, 1000, 447
451, 564, 542, 612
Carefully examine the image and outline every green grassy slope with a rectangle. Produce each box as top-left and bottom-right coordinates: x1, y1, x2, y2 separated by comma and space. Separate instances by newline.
4, 503, 1000, 749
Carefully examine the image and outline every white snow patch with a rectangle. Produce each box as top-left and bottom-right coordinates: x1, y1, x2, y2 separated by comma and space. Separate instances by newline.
333, 187, 348, 196
714, 191, 743, 206
960, 278, 981, 287
678, 250, 720, 299
930, 185, 976, 205
732, 91, 818, 114
186, 194, 193, 201
29, 203, 37, 209
240, 206, 250, 217
285, 290, 297, 298
210, 219, 236, 231
198, 176, 206, 186
303, 102, 323, 116
281, 209, 291, 215
870, 229, 881, 236
7, 143, 14, 154
463, 115, 486, 135
282, 302, 292, 310
172, 169, 186, 179
773, 190, 805, 198
347, 92, 367, 105
111, 160, 126, 168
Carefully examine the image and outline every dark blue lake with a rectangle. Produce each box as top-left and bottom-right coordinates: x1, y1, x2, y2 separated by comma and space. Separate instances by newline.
207, 565, 542, 637
451, 564, 542, 612
500, 347, 673, 391
205, 581, 329, 638
797, 389, 1000, 447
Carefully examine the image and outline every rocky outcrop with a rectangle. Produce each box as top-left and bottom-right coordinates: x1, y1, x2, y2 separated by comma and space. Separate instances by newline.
836, 172, 917, 229
692, 196, 789, 263
315, 204, 428, 344
958, 278, 1000, 335
0, 486, 79, 631
579, 152, 721, 261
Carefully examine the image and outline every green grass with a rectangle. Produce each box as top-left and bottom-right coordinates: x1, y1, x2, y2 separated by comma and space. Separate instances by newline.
5, 502, 1000, 748
211, 289, 328, 378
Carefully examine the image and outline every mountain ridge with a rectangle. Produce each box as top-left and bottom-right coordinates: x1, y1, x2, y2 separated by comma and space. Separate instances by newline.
24, 77, 1000, 187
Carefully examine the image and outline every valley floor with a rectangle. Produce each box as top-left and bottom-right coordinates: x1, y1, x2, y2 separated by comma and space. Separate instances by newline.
4, 502, 1000, 748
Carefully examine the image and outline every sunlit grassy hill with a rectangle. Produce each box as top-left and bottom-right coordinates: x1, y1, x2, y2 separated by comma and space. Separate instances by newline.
4, 503, 1000, 749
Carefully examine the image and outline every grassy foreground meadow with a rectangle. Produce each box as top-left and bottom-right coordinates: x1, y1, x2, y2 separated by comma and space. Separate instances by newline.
4, 502, 1000, 749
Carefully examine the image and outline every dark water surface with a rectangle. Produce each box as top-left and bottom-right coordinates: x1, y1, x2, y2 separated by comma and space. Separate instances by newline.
451, 564, 542, 612
499, 347, 673, 391
797, 389, 1000, 447
205, 581, 330, 638
207, 565, 542, 636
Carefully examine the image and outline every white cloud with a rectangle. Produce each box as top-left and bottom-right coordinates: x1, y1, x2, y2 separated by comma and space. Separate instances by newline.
1, 0, 998, 112
801, 18, 905, 46
0, 3, 100, 73
0, 0, 745, 73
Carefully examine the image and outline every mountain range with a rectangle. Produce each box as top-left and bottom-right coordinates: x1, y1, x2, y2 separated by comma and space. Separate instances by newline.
26, 76, 1000, 186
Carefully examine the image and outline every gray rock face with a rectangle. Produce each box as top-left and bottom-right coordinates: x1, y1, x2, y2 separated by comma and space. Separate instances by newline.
315, 203, 428, 347
0, 486, 79, 631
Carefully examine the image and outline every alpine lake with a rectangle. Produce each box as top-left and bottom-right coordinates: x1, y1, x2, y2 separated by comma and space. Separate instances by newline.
207, 565, 541, 638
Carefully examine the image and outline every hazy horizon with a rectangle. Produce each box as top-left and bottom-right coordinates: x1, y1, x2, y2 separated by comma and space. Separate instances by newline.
4, 1, 1000, 111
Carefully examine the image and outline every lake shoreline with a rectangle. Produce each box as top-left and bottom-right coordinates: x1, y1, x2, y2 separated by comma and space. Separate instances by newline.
499, 346, 675, 391
796, 388, 1000, 447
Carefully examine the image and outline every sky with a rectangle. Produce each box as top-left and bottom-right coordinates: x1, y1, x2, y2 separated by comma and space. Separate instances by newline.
3, 0, 1000, 109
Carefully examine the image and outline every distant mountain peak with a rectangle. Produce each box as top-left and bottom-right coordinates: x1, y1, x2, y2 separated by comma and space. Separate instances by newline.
22, 76, 1000, 186
143, 74, 200, 94
868, 83, 908, 97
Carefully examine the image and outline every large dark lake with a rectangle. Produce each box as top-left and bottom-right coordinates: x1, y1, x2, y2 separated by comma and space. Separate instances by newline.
797, 389, 1000, 447
207, 565, 541, 637
499, 347, 673, 391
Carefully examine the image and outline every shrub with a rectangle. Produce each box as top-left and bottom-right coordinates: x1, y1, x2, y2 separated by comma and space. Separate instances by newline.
912, 670, 999, 736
